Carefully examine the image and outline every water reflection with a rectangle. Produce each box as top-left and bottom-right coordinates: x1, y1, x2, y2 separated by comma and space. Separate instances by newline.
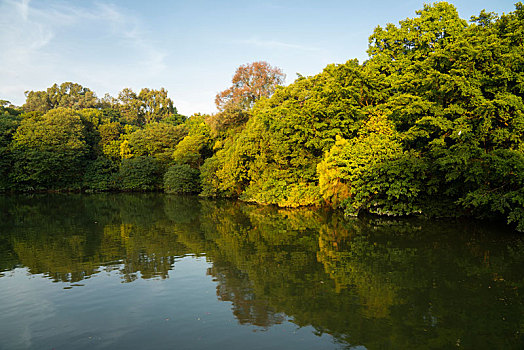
0, 194, 523, 349
0, 194, 194, 282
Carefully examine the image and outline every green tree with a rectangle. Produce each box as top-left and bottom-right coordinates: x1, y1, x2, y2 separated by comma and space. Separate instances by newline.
127, 122, 187, 164
199, 2, 524, 231
201, 59, 380, 206
138, 88, 179, 124
98, 121, 123, 158
115, 88, 143, 125
0, 107, 22, 191
173, 114, 213, 167
83, 157, 119, 191
118, 156, 163, 191
164, 164, 201, 194
114, 87, 182, 126
23, 82, 99, 113
366, 2, 524, 226
11, 108, 90, 190
318, 113, 426, 216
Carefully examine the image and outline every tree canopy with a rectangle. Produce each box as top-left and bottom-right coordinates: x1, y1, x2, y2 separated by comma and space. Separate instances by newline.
210, 61, 285, 132
0, 2, 522, 231
24, 82, 99, 113
198, 2, 524, 231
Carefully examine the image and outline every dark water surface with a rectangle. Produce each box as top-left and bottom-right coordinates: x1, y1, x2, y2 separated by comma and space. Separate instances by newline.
0, 194, 523, 349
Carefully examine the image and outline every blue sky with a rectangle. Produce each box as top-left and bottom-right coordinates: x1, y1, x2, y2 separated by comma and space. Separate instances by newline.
0, 0, 517, 115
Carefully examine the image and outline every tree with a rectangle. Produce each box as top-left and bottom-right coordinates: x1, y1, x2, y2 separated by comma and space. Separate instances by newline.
98, 122, 123, 151
201, 60, 376, 206
115, 87, 182, 126
126, 122, 188, 164
83, 157, 119, 191
23, 82, 99, 113
138, 88, 178, 124
172, 114, 213, 167
211, 61, 285, 131
0, 100, 21, 116
163, 164, 201, 194
366, 1, 524, 225
317, 113, 426, 216
199, 2, 523, 231
118, 156, 163, 191
0, 108, 21, 191
216, 61, 286, 111
116, 88, 142, 125
11, 108, 89, 189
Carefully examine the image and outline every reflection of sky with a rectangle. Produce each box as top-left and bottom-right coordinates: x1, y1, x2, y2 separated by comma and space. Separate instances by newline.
0, 257, 338, 349
0, 0, 516, 116
0, 269, 58, 349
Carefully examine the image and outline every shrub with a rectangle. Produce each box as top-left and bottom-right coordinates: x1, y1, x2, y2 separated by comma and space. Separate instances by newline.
118, 156, 162, 191
83, 157, 119, 191
318, 114, 426, 216
164, 164, 200, 194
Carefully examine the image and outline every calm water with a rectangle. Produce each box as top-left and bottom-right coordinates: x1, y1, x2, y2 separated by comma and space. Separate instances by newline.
0, 194, 523, 349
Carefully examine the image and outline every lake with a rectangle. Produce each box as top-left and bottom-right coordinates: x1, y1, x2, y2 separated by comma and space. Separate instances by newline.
0, 194, 523, 349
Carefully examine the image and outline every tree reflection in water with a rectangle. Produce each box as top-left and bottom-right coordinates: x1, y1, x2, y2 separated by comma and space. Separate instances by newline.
0, 194, 523, 349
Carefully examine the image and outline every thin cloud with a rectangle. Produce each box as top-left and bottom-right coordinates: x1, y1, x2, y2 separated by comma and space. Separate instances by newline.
92, 2, 168, 73
239, 38, 323, 52
19, 0, 30, 20
0, 0, 167, 104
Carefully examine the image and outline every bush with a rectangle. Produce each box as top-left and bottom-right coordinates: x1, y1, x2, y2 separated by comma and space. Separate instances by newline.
163, 164, 200, 194
318, 114, 426, 216
83, 157, 119, 191
118, 156, 162, 191
454, 149, 524, 232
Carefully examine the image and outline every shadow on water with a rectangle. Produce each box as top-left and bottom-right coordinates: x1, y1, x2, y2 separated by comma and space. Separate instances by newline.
0, 193, 523, 349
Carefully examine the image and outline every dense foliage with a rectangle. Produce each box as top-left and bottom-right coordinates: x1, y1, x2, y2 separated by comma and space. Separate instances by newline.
2, 85, 188, 193
118, 156, 163, 191
1, 2, 523, 231
163, 164, 201, 194
199, 2, 524, 231
11, 108, 90, 190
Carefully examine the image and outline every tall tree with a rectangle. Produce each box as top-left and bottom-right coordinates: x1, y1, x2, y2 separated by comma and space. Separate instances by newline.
23, 82, 99, 113
11, 108, 90, 189
126, 122, 188, 164
115, 88, 181, 126
211, 61, 285, 131
0, 107, 21, 191
138, 88, 178, 124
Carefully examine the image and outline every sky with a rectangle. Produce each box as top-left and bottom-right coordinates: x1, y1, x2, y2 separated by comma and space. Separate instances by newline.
0, 0, 518, 116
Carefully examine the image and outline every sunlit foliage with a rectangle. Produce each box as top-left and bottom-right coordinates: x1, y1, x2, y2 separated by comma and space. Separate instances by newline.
0, 2, 523, 230
11, 108, 90, 190
23, 82, 99, 113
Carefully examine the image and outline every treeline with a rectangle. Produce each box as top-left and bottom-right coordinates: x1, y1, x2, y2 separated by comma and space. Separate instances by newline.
0, 83, 193, 193
1, 2, 523, 231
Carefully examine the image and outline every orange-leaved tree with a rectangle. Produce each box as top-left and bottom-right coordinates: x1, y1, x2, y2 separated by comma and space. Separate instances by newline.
211, 61, 285, 131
